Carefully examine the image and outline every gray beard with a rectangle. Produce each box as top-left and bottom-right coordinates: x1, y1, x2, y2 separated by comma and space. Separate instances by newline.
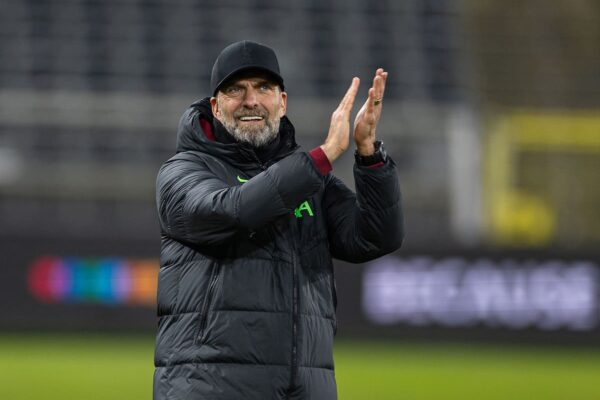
221, 117, 280, 148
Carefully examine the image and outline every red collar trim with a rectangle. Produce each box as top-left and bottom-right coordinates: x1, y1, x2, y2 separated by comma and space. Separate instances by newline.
199, 118, 215, 141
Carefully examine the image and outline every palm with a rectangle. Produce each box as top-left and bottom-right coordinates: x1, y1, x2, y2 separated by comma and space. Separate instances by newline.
353, 69, 387, 152
353, 100, 379, 143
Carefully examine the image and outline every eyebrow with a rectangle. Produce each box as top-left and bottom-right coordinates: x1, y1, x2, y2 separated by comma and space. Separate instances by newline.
222, 78, 277, 93
252, 79, 274, 87
231, 80, 272, 88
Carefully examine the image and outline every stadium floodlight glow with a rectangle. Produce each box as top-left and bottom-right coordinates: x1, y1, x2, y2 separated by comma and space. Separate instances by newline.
27, 256, 158, 306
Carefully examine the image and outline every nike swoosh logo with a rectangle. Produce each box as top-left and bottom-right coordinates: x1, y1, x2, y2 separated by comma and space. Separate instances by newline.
237, 175, 249, 183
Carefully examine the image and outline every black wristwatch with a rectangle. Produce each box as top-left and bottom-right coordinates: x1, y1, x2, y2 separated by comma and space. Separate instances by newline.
354, 140, 387, 166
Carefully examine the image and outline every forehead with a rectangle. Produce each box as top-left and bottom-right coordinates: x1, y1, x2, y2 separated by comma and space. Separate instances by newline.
220, 70, 279, 88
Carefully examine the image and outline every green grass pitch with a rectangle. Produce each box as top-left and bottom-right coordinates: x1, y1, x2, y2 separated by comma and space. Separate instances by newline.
0, 334, 598, 399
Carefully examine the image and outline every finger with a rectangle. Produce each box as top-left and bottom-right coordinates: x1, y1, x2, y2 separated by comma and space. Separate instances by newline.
338, 77, 360, 112
371, 75, 384, 104
365, 87, 376, 115
374, 69, 387, 100
340, 77, 360, 112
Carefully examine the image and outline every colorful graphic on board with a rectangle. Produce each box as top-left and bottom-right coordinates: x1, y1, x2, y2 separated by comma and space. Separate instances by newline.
27, 256, 158, 306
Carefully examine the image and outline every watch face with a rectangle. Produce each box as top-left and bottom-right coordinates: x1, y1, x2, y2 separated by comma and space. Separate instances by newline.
379, 144, 387, 161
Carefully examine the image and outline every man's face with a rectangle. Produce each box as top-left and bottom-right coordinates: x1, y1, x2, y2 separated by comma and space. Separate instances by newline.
211, 72, 287, 148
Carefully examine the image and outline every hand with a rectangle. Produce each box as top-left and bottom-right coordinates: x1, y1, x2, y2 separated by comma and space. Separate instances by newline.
320, 77, 360, 163
353, 68, 388, 155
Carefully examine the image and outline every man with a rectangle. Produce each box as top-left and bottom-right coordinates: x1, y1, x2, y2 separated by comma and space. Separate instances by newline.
154, 40, 403, 400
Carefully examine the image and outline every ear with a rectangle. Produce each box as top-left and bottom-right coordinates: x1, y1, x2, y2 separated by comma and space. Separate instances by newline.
210, 97, 220, 119
280, 91, 287, 117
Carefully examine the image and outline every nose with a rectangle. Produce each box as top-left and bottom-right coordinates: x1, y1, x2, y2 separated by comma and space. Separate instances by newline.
242, 87, 259, 108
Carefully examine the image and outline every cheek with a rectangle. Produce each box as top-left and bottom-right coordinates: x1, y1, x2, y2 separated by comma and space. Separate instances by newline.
220, 96, 241, 111
218, 104, 235, 119
270, 101, 284, 116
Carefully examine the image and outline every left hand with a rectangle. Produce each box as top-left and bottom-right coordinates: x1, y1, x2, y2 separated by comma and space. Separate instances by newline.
353, 68, 388, 155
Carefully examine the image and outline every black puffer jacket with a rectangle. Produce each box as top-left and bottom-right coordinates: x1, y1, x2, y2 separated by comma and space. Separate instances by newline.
154, 98, 403, 400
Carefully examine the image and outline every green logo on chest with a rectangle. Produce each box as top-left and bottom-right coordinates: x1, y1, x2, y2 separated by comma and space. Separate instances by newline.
294, 200, 314, 218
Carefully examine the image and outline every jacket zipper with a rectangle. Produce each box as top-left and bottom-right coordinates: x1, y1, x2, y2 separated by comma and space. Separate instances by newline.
290, 251, 299, 388
195, 264, 220, 344
288, 222, 300, 391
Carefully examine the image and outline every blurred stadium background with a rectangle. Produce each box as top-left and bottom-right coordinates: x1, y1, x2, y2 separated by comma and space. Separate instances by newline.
1, 0, 599, 399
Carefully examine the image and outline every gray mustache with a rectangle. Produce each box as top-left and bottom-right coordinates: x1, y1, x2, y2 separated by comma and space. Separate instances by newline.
234, 109, 267, 118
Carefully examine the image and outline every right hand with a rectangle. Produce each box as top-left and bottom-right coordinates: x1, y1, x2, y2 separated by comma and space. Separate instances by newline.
320, 77, 360, 163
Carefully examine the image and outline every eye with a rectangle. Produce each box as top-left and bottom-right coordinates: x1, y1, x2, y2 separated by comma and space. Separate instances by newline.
259, 83, 271, 91
225, 86, 241, 95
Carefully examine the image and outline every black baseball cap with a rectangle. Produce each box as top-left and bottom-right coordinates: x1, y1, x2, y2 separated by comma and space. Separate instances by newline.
211, 40, 284, 96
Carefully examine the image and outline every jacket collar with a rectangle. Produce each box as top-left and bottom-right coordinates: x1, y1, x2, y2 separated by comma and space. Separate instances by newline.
176, 97, 298, 168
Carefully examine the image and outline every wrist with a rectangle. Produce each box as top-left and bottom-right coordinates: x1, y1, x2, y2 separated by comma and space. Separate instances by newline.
320, 143, 340, 163
356, 142, 375, 156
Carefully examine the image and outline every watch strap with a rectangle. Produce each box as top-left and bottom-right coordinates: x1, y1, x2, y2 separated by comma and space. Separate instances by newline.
355, 140, 387, 166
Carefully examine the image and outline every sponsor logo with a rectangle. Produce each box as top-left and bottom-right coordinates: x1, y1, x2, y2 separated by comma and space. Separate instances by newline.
363, 256, 599, 331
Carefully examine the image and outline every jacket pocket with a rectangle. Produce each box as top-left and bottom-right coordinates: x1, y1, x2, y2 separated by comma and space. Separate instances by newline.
195, 263, 221, 345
